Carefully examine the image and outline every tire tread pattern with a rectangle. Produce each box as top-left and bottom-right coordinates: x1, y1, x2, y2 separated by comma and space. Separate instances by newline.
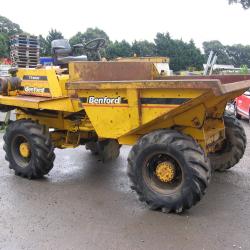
209, 114, 246, 171
3, 119, 55, 179
127, 129, 211, 213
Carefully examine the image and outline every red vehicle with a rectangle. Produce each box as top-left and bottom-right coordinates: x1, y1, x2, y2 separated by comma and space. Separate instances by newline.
0, 58, 11, 65
234, 89, 250, 120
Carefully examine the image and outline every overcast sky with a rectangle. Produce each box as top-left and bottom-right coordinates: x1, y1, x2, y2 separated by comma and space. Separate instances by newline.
1, 0, 250, 49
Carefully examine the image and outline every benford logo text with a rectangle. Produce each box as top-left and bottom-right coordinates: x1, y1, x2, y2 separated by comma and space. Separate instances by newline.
88, 96, 121, 104
24, 86, 45, 93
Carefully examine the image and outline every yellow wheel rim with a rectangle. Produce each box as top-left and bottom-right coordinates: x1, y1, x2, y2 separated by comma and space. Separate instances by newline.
19, 142, 30, 158
155, 161, 175, 183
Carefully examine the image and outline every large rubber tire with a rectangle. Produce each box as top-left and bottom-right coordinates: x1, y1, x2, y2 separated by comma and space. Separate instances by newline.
209, 114, 246, 172
234, 103, 241, 119
127, 129, 211, 214
3, 119, 55, 179
86, 140, 120, 161
85, 141, 99, 155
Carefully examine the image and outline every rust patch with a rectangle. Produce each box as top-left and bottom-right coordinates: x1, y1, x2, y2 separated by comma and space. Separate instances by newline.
66, 78, 250, 96
157, 75, 250, 84
69, 62, 155, 82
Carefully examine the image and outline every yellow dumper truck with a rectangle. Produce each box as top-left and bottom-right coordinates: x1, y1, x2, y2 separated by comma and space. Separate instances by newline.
0, 40, 249, 213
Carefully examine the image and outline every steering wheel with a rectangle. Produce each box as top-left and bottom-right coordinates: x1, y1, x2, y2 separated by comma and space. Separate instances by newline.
83, 38, 106, 51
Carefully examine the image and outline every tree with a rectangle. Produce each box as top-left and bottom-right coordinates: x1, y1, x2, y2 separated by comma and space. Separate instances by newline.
226, 44, 250, 67
240, 65, 249, 74
154, 32, 204, 72
0, 15, 23, 58
0, 15, 22, 36
69, 32, 83, 46
131, 40, 156, 57
70, 28, 110, 60
82, 28, 109, 43
0, 33, 9, 57
203, 41, 250, 68
70, 28, 109, 45
38, 29, 64, 56
203, 40, 232, 65
185, 40, 205, 70
46, 29, 64, 44
228, 0, 250, 9
39, 35, 48, 57
45, 29, 64, 55
106, 40, 133, 59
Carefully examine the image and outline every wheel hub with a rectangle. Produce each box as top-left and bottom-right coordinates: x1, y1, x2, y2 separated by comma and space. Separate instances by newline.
155, 161, 175, 183
19, 142, 30, 158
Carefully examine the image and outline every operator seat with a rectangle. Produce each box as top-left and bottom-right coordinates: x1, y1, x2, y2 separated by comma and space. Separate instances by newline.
51, 39, 87, 66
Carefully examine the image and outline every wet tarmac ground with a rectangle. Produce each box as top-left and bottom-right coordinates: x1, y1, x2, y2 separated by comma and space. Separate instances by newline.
0, 120, 250, 250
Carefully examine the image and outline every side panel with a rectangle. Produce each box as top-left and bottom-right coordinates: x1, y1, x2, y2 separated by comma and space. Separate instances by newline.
78, 88, 207, 138
17, 68, 64, 97
79, 89, 130, 138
